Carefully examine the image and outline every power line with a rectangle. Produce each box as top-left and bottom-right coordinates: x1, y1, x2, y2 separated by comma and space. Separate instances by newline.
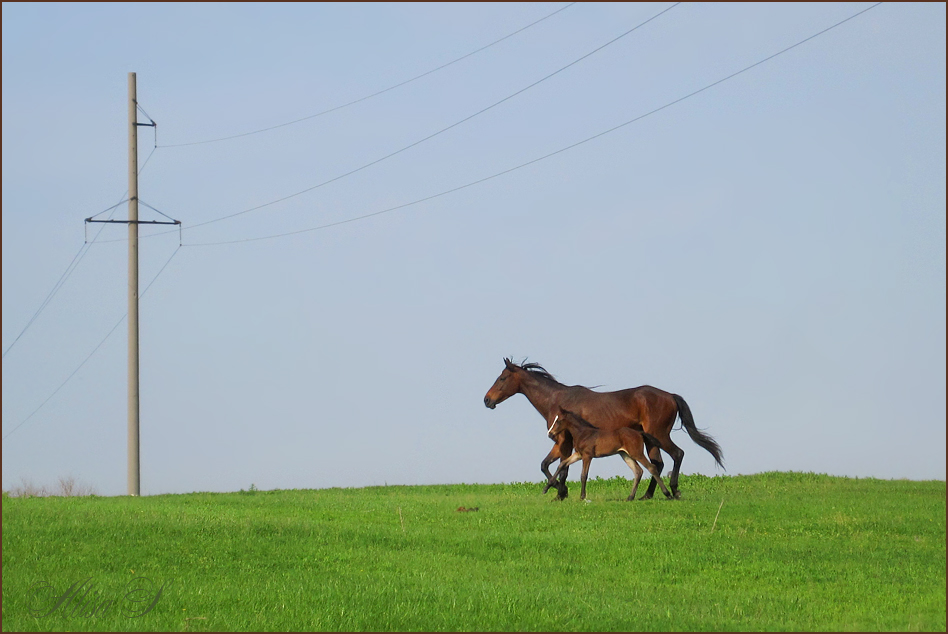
3, 200, 126, 360
95, 1, 679, 245
138, 145, 158, 175
176, 2, 681, 234
2, 243, 87, 359
1, 245, 182, 441
160, 2, 578, 148
2, 147, 160, 360
187, 2, 884, 247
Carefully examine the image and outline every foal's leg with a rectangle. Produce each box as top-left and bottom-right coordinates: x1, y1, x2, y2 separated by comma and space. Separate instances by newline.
620, 452, 644, 501
626, 437, 673, 500
579, 457, 592, 500
641, 459, 673, 499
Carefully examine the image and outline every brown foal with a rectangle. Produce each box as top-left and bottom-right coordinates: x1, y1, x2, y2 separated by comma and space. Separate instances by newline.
546, 405, 672, 501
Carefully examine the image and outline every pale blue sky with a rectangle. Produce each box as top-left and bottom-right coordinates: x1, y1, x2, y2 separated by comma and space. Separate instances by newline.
3, 2, 945, 495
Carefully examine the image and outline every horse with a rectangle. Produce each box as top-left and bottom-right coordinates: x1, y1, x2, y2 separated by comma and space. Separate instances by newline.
483, 358, 723, 499
546, 405, 672, 501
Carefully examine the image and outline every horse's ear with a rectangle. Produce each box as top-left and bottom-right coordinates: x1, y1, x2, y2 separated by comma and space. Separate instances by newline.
504, 358, 514, 369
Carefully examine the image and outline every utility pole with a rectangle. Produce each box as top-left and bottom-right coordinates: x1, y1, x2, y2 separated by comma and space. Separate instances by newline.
127, 72, 140, 497
87, 73, 176, 495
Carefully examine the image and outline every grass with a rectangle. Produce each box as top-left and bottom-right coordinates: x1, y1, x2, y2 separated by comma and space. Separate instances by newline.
2, 472, 945, 631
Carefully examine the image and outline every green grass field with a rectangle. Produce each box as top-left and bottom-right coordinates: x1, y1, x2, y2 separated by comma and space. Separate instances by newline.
2, 472, 944, 632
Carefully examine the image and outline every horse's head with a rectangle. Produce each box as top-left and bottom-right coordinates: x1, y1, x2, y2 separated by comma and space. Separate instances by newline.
483, 358, 523, 409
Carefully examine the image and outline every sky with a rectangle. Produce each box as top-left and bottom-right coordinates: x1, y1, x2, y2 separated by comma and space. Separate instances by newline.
2, 2, 945, 496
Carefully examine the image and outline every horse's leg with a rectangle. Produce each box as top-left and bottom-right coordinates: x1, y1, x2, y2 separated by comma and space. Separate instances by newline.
556, 465, 569, 493
620, 452, 644, 501
550, 452, 582, 500
556, 481, 569, 500
542, 435, 573, 494
540, 445, 563, 494
654, 433, 684, 499
553, 434, 574, 500
640, 435, 664, 500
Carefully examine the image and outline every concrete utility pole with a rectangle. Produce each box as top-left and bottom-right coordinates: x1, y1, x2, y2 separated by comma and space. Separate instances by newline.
85, 74, 175, 496
128, 71, 140, 496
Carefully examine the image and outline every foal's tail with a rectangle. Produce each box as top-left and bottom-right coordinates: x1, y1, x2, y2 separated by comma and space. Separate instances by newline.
673, 394, 724, 469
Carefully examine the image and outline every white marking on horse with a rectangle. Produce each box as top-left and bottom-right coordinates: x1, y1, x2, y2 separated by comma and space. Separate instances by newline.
547, 414, 559, 435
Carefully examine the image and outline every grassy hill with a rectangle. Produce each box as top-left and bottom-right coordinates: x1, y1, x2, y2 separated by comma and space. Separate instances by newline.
2, 472, 945, 631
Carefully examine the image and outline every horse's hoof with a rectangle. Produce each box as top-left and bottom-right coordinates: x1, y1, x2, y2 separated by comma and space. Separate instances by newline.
673, 491, 682, 500
639, 494, 653, 501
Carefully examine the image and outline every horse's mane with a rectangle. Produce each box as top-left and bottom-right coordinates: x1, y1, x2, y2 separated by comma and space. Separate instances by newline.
507, 358, 559, 385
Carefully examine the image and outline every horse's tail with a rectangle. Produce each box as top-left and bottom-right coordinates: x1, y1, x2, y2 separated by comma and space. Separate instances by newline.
673, 394, 724, 469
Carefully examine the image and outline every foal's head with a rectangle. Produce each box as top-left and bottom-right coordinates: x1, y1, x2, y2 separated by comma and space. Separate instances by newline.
547, 405, 576, 439
548, 405, 596, 439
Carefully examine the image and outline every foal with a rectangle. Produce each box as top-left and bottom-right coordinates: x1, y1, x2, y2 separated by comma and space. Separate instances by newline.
547, 405, 673, 501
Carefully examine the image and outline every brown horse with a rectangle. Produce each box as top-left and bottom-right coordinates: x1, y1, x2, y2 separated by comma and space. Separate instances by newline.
546, 405, 672, 501
483, 358, 723, 499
